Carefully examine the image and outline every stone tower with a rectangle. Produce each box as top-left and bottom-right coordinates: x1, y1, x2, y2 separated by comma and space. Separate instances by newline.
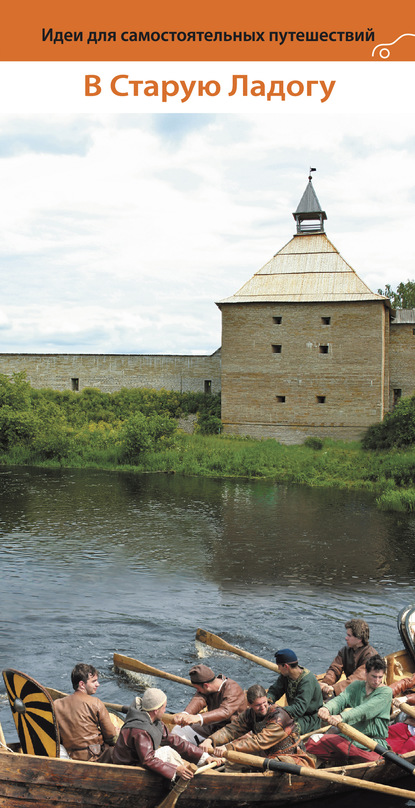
216, 176, 390, 444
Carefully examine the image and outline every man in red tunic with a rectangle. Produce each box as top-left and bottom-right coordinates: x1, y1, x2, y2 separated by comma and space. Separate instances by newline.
388, 694, 415, 754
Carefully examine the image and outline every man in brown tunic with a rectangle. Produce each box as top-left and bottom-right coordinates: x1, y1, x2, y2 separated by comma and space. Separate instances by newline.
54, 663, 118, 761
199, 684, 314, 770
172, 664, 247, 742
319, 619, 378, 698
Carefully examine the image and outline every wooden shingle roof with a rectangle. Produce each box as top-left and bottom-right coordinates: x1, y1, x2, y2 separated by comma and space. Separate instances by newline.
217, 234, 389, 305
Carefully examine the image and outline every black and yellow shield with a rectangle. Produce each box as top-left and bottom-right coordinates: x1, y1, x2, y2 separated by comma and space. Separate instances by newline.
2, 668, 60, 757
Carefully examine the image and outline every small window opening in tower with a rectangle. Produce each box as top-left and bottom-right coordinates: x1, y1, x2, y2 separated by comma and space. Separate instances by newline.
321, 316, 331, 325
204, 380, 212, 394
71, 378, 79, 391
276, 395, 286, 403
316, 395, 326, 404
273, 316, 282, 324
393, 388, 402, 407
319, 345, 329, 354
272, 344, 282, 353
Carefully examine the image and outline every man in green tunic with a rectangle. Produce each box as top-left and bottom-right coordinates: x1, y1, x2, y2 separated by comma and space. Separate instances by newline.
267, 648, 323, 735
305, 654, 392, 764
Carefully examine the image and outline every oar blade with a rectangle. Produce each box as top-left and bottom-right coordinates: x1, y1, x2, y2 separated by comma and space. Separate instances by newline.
113, 654, 193, 688
156, 778, 189, 808
196, 629, 279, 672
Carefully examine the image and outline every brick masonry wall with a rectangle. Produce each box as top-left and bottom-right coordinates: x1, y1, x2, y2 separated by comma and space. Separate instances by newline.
0, 352, 221, 395
389, 323, 415, 406
219, 300, 388, 443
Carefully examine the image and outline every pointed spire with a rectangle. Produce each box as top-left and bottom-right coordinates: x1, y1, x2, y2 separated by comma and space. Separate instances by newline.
293, 172, 327, 234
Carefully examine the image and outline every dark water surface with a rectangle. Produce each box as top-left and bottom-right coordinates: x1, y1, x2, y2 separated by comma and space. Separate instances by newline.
1, 466, 415, 806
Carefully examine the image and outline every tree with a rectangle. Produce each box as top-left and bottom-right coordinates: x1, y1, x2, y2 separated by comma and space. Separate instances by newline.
378, 281, 415, 309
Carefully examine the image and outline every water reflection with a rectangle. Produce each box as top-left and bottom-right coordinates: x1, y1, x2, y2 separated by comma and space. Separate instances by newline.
1, 466, 414, 808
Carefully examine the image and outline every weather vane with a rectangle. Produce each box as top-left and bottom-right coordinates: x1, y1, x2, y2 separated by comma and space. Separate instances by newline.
308, 167, 316, 180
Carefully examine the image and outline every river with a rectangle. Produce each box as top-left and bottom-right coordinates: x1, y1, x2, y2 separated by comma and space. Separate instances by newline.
1, 465, 415, 806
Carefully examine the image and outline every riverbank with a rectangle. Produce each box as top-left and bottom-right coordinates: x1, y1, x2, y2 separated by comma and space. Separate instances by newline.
2, 374, 415, 512
2, 431, 415, 513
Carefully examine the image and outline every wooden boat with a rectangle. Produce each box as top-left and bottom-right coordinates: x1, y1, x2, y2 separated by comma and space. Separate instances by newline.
1, 648, 415, 808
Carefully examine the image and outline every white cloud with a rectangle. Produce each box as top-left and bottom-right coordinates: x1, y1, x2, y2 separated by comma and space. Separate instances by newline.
0, 112, 414, 353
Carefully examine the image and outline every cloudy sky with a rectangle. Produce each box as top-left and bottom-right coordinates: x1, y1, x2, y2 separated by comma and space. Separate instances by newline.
0, 111, 415, 354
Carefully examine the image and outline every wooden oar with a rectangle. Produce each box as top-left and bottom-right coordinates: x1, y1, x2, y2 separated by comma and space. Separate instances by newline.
223, 749, 415, 800
196, 629, 279, 673
398, 701, 415, 721
156, 761, 218, 808
300, 724, 330, 741
46, 686, 128, 713
113, 653, 194, 688
46, 684, 177, 726
337, 720, 415, 775
0, 719, 7, 749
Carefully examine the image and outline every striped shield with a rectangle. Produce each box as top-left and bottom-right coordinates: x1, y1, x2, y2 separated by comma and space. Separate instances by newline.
2, 668, 60, 757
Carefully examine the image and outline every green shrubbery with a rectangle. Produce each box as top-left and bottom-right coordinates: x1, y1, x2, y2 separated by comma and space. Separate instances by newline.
4, 372, 415, 512
362, 395, 415, 450
119, 412, 177, 462
0, 372, 221, 466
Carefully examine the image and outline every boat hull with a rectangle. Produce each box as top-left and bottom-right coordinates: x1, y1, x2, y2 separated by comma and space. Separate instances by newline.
1, 747, 415, 808
1, 644, 415, 808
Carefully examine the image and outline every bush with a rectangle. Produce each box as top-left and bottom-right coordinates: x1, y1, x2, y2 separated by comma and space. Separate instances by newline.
303, 436, 324, 450
119, 412, 176, 462
362, 396, 415, 450
32, 424, 74, 462
0, 406, 37, 450
196, 412, 222, 435
0, 372, 31, 410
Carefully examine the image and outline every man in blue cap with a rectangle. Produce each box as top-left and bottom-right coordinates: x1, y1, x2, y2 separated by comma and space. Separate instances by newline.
267, 648, 323, 735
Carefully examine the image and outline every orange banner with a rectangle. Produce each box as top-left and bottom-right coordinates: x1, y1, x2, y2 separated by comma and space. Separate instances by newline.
2, 0, 415, 61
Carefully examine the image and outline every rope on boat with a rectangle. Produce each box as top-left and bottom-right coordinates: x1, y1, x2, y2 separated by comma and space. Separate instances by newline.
0, 740, 16, 754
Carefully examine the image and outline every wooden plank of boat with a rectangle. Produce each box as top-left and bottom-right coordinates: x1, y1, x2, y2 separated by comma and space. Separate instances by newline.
0, 738, 415, 808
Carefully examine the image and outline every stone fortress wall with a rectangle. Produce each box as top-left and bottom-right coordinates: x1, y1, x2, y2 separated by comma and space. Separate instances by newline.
0, 350, 221, 395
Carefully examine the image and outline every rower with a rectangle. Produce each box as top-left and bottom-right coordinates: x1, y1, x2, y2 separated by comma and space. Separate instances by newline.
112, 687, 218, 781
198, 684, 315, 770
306, 654, 392, 764
319, 618, 378, 699
171, 664, 247, 743
267, 648, 323, 735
